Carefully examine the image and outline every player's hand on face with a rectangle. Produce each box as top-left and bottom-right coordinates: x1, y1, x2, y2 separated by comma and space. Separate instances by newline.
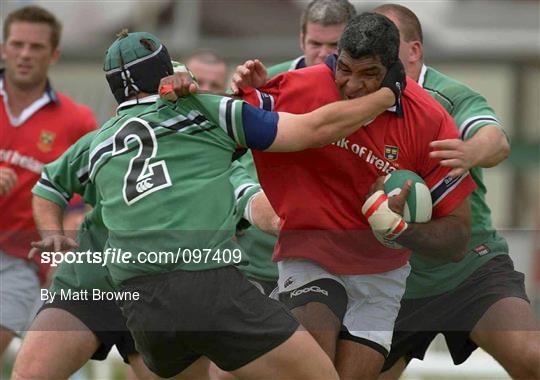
0, 167, 17, 196
380, 60, 407, 115
159, 72, 198, 101
28, 234, 78, 259
366, 176, 411, 216
429, 139, 475, 177
230, 59, 268, 94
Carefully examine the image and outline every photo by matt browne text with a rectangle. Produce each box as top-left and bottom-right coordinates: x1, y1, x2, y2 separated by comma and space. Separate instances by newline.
40, 288, 140, 302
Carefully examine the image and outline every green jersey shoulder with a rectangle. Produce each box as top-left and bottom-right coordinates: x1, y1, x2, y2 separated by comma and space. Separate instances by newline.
32, 131, 98, 208
422, 65, 503, 141
266, 56, 306, 78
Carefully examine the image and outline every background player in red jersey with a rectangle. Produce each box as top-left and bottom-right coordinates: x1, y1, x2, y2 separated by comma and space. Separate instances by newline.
0, 5, 96, 364
227, 13, 476, 380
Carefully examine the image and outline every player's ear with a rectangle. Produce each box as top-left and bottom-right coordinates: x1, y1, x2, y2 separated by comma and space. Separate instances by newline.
299, 32, 306, 52
50, 48, 61, 65
0, 43, 6, 60
410, 41, 423, 63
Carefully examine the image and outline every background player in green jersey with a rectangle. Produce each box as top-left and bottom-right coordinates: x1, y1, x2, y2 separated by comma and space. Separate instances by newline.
11, 131, 155, 380
266, 0, 355, 78
373, 4, 539, 380
89, 30, 403, 379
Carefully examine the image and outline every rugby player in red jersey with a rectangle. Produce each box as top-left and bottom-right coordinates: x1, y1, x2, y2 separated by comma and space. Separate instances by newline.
230, 13, 476, 380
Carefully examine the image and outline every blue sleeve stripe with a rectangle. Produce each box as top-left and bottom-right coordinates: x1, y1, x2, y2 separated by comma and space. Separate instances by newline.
255, 90, 275, 111
241, 103, 279, 150
431, 173, 467, 207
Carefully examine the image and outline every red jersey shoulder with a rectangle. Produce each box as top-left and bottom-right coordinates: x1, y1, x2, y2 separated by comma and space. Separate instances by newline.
265, 63, 338, 112
264, 63, 333, 94
55, 92, 97, 134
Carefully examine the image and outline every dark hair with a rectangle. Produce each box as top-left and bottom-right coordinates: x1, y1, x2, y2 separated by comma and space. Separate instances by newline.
300, 0, 356, 35
373, 3, 423, 43
338, 12, 399, 68
3, 6, 62, 49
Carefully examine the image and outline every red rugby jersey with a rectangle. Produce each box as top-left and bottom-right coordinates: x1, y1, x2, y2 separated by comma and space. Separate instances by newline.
242, 62, 476, 275
0, 76, 96, 282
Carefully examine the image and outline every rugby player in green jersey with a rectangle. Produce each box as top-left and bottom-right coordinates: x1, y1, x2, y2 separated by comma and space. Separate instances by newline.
15, 56, 254, 380
373, 4, 539, 380
12, 131, 155, 379
86, 30, 405, 379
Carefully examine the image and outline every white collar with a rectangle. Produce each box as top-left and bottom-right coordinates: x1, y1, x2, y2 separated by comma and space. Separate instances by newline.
417, 64, 428, 87
116, 94, 159, 114
0, 78, 54, 127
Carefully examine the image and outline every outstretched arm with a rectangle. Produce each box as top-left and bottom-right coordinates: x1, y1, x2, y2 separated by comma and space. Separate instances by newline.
267, 60, 405, 152
269, 87, 395, 152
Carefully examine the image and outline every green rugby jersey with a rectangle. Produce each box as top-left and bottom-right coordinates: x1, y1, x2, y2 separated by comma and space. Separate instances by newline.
229, 57, 307, 282
266, 56, 306, 78
32, 131, 112, 292
230, 151, 278, 281
88, 94, 279, 284
405, 65, 509, 298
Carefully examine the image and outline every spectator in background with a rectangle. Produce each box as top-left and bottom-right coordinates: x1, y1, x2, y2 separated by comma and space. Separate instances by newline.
0, 5, 96, 364
185, 49, 228, 93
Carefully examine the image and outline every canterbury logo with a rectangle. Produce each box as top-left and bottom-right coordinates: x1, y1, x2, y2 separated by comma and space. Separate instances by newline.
290, 286, 329, 298
136, 178, 154, 193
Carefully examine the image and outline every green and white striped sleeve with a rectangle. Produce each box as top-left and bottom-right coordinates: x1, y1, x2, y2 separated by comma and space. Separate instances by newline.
32, 131, 96, 208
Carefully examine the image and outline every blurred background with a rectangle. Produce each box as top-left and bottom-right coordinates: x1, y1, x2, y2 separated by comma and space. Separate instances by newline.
1, 0, 539, 379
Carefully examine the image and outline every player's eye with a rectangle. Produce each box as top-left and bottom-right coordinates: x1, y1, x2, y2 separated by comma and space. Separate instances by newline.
338, 63, 351, 73
9, 41, 23, 49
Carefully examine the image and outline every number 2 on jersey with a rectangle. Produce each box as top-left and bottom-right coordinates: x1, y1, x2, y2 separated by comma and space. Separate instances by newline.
112, 117, 172, 205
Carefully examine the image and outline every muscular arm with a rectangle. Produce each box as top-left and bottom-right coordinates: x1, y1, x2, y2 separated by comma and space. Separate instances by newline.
268, 88, 394, 152
430, 125, 510, 177
465, 125, 510, 168
33, 196, 64, 236
249, 191, 280, 236
396, 199, 471, 262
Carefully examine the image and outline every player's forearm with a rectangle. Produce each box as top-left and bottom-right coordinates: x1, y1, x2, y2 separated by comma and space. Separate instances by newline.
272, 88, 394, 151
468, 125, 510, 168
397, 215, 470, 262
250, 191, 280, 236
305, 88, 394, 147
32, 196, 65, 238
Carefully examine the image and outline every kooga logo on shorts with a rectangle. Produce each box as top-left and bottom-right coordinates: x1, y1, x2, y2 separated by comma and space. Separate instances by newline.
290, 286, 329, 298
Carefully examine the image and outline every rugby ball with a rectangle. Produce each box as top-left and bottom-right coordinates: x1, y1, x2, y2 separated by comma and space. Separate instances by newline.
384, 170, 432, 223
